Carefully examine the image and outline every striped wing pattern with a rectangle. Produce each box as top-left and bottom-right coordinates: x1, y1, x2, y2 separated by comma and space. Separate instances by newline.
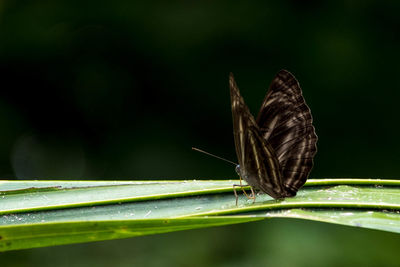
256, 70, 317, 196
230, 70, 317, 198
230, 73, 285, 198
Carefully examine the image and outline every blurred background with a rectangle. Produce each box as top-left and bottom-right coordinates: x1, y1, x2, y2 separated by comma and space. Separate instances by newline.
1, 1, 400, 266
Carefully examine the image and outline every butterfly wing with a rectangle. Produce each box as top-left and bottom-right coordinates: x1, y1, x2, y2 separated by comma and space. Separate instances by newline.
229, 73, 286, 198
256, 70, 317, 196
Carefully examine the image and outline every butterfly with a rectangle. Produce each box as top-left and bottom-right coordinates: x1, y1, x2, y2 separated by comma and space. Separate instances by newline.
230, 70, 317, 203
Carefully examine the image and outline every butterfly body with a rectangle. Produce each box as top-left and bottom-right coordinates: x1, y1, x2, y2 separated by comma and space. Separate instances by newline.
230, 70, 317, 200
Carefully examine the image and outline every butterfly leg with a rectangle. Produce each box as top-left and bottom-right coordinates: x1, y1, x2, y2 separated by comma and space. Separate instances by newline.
250, 186, 256, 203
239, 176, 256, 202
233, 177, 256, 205
233, 184, 239, 206
232, 184, 250, 205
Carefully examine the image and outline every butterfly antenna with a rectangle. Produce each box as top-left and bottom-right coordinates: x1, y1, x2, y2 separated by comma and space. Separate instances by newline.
192, 147, 237, 166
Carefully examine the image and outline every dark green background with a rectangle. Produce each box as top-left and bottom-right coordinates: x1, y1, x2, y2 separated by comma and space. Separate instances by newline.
1, 1, 400, 266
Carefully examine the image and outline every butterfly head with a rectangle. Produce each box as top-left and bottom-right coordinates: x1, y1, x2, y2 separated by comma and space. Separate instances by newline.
235, 165, 241, 175
235, 164, 249, 180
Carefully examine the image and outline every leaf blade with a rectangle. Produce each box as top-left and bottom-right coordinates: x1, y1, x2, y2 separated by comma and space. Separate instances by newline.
1, 179, 400, 251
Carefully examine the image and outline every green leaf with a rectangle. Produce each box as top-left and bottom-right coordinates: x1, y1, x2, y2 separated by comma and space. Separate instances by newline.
0, 179, 399, 251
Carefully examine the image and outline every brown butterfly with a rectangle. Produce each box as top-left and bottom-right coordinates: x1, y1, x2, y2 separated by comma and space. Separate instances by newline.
230, 70, 317, 203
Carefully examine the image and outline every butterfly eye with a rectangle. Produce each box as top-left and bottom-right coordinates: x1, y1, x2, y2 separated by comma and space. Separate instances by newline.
235, 165, 241, 175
